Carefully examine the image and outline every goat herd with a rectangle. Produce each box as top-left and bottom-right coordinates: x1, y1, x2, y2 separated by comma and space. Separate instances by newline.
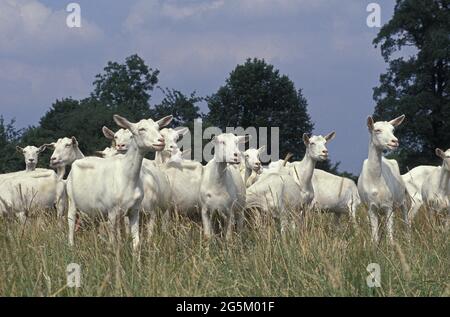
0, 114, 448, 254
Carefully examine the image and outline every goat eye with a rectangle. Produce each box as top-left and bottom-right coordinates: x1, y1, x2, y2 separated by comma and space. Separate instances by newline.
139, 128, 146, 132
310, 143, 315, 146
375, 129, 382, 133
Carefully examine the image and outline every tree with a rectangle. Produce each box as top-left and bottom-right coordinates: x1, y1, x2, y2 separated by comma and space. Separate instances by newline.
152, 88, 202, 130
373, 0, 450, 172
19, 54, 162, 164
0, 116, 22, 173
20, 98, 114, 165
92, 54, 159, 121
206, 58, 315, 163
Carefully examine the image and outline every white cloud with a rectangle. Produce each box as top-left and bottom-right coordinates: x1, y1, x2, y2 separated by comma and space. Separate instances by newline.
0, 58, 90, 101
124, 0, 225, 31
0, 0, 103, 54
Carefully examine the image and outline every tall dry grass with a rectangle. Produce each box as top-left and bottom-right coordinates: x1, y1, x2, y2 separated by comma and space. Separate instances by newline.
0, 207, 448, 296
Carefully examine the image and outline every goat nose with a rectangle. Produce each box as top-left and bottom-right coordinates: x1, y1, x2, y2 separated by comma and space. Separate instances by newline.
234, 152, 238, 157
29, 159, 34, 162
158, 138, 165, 143
323, 150, 328, 154
51, 157, 56, 161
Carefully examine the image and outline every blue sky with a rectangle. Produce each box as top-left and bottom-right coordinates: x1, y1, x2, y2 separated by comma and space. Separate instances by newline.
0, 0, 397, 174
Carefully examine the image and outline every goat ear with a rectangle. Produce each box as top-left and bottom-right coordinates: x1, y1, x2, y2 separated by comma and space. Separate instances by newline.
325, 131, 336, 142
16, 146, 24, 154
176, 127, 190, 137
367, 116, 375, 131
258, 145, 266, 154
389, 114, 405, 127
44, 142, 56, 149
114, 115, 133, 130
303, 133, 310, 145
71, 137, 79, 147
102, 126, 115, 140
156, 115, 173, 129
237, 135, 250, 144
435, 148, 445, 159
38, 145, 47, 153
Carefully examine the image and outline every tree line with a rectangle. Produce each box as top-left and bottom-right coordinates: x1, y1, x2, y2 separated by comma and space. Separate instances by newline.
1, 0, 449, 177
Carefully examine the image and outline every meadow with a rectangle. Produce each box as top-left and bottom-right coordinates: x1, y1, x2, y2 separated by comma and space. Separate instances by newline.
0, 207, 448, 297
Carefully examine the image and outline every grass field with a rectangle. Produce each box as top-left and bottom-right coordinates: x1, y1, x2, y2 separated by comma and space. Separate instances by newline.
0, 208, 448, 297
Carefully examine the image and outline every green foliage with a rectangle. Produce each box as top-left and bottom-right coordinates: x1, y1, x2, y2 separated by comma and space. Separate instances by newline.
206, 58, 315, 161
92, 54, 159, 122
152, 88, 202, 130
21, 98, 114, 163
373, 0, 450, 172
14, 55, 167, 168
0, 116, 23, 173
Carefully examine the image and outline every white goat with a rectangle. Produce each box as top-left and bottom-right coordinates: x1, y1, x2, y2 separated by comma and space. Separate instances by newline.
288, 132, 336, 207
239, 147, 264, 187
0, 145, 65, 221
94, 146, 118, 158
0, 144, 47, 186
155, 127, 189, 164
0, 169, 60, 223
103, 125, 172, 236
48, 137, 85, 179
402, 165, 437, 222
421, 149, 450, 228
246, 157, 302, 233
311, 170, 360, 223
357, 115, 408, 243
66, 114, 172, 251
104, 125, 204, 222
16, 145, 47, 172
45, 137, 85, 218
199, 133, 248, 239
267, 160, 360, 222
167, 148, 191, 163
159, 153, 204, 219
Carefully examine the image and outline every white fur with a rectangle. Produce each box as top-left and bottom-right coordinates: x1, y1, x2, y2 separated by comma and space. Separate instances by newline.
16, 145, 47, 172
402, 165, 437, 222
246, 166, 302, 232
421, 149, 450, 227
288, 132, 336, 207
311, 169, 360, 222
239, 147, 264, 187
199, 133, 248, 239
357, 115, 408, 243
266, 161, 360, 221
0, 169, 60, 222
247, 132, 335, 232
103, 125, 175, 237
66, 114, 172, 252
